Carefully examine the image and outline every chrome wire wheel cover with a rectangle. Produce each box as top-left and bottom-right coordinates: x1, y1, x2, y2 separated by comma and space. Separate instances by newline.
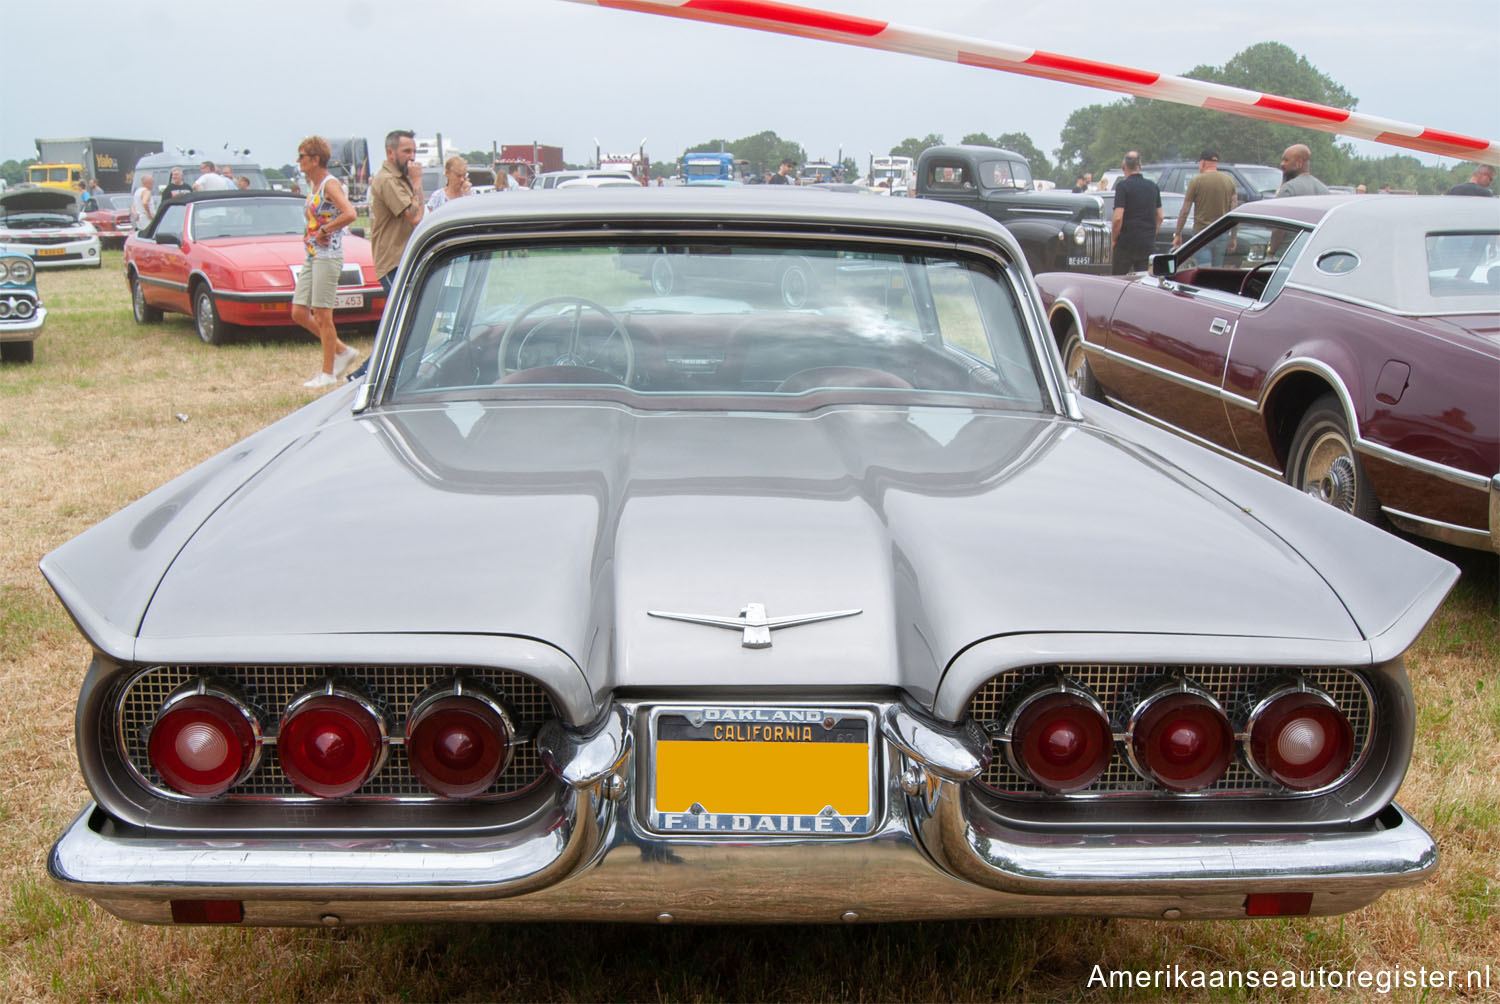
1064, 339, 1088, 393
1300, 432, 1359, 513
195, 295, 217, 344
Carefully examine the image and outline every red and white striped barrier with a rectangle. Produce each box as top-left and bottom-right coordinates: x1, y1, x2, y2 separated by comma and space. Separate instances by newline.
559, 0, 1499, 166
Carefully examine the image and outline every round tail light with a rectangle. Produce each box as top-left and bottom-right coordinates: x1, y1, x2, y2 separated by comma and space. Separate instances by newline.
147, 683, 262, 797
1245, 685, 1354, 791
277, 684, 387, 798
1003, 681, 1112, 794
1127, 680, 1232, 792
405, 680, 514, 799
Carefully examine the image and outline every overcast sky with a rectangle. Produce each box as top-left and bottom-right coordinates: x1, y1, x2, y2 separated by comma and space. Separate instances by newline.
4, 0, 1497, 174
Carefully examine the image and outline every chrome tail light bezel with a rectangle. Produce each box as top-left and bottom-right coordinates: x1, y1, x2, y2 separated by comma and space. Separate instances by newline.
144, 679, 265, 797
1123, 676, 1235, 793
1241, 678, 1358, 792
404, 677, 517, 799
275, 679, 390, 799
997, 676, 1113, 794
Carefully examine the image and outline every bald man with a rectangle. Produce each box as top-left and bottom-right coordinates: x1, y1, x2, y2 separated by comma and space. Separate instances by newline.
1276, 144, 1329, 197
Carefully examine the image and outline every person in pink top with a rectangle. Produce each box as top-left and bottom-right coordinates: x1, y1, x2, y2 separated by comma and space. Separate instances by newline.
290, 136, 360, 389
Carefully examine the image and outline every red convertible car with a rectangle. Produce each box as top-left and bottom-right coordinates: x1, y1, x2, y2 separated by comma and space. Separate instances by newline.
1037, 195, 1499, 553
125, 191, 384, 345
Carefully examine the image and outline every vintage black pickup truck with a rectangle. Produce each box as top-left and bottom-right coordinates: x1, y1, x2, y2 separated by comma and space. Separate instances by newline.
915, 145, 1110, 275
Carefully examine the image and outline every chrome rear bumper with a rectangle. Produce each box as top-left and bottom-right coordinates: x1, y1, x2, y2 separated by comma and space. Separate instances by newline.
50, 702, 1437, 924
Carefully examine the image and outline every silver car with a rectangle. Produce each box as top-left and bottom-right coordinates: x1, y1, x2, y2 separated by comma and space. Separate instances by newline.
45, 189, 1455, 926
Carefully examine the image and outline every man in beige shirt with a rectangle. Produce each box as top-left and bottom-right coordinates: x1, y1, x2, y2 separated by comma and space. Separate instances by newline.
1173, 149, 1237, 265
370, 130, 425, 293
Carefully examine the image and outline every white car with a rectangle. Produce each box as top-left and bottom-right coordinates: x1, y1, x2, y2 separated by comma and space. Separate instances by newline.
532, 169, 636, 190
0, 187, 102, 269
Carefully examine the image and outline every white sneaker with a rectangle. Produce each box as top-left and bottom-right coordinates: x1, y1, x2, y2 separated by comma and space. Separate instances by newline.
303, 372, 338, 388
333, 347, 360, 377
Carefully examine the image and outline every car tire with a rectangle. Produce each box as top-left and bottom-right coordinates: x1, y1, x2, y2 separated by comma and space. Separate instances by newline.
130, 275, 163, 324
1062, 328, 1102, 401
1287, 393, 1381, 524
650, 256, 675, 296
779, 260, 814, 309
193, 287, 229, 346
1, 340, 35, 364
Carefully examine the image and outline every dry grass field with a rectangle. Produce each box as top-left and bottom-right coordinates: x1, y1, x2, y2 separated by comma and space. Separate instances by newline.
0, 254, 1495, 1002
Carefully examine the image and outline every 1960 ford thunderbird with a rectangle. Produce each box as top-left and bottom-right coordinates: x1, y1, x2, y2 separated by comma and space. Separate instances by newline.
45, 189, 1456, 925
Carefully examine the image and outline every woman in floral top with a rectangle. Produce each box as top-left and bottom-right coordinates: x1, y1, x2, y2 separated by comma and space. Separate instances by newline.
291, 136, 359, 389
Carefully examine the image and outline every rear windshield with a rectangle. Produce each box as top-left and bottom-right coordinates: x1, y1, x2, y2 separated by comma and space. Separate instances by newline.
188, 198, 305, 239
388, 238, 1047, 412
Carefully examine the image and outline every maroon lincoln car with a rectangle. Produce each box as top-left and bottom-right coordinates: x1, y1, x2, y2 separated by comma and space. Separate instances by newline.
1036, 195, 1499, 553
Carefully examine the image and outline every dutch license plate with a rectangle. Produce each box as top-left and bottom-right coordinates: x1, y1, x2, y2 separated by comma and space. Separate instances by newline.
651, 706, 874, 835
334, 292, 364, 309
37, 248, 65, 257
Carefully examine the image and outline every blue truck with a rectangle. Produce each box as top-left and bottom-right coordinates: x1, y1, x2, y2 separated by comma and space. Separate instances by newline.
683, 152, 739, 184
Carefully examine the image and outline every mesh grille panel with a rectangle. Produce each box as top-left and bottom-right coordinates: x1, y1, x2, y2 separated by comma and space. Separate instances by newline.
965, 664, 1372, 797
118, 665, 558, 801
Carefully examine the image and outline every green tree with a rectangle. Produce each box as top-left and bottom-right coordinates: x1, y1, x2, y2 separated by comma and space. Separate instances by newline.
840, 157, 859, 182
1, 159, 36, 186
889, 134, 944, 160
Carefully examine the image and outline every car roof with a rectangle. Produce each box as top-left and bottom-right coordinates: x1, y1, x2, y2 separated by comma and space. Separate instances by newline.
140, 190, 301, 235
1238, 195, 1500, 315
411, 187, 1028, 257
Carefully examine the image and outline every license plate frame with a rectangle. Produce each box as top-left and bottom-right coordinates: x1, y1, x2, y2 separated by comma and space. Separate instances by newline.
646, 704, 879, 837
36, 248, 65, 257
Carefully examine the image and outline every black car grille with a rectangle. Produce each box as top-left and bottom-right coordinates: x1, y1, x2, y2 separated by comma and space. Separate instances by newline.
5, 234, 80, 246
966, 663, 1373, 797
116, 664, 559, 802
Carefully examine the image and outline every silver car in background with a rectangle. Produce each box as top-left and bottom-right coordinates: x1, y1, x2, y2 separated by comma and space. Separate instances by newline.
46, 190, 1454, 926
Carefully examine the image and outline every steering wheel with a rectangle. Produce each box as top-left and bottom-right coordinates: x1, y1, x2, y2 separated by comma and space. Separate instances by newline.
497, 296, 635, 384
1238, 259, 1280, 297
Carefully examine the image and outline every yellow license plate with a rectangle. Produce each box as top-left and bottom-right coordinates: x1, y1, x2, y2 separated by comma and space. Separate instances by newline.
36, 248, 65, 256
652, 707, 873, 835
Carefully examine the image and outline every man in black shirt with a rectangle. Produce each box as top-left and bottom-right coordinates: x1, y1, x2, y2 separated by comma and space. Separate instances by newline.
1110, 151, 1162, 275
1446, 164, 1495, 197
768, 159, 796, 184
159, 167, 194, 202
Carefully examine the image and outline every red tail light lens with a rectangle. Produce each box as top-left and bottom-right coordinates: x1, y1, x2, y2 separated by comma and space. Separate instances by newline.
148, 687, 262, 797
1128, 683, 1232, 792
1246, 688, 1354, 791
1005, 685, 1112, 794
277, 688, 387, 799
405, 682, 514, 799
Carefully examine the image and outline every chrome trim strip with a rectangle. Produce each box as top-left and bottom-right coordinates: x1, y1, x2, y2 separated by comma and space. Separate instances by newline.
138, 276, 187, 292
1280, 280, 1500, 319
1383, 505, 1495, 553
1359, 439, 1491, 492
1106, 397, 1283, 477
211, 285, 383, 304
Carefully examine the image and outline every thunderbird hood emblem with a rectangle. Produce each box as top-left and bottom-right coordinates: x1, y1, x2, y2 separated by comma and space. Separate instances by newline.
648, 603, 862, 649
